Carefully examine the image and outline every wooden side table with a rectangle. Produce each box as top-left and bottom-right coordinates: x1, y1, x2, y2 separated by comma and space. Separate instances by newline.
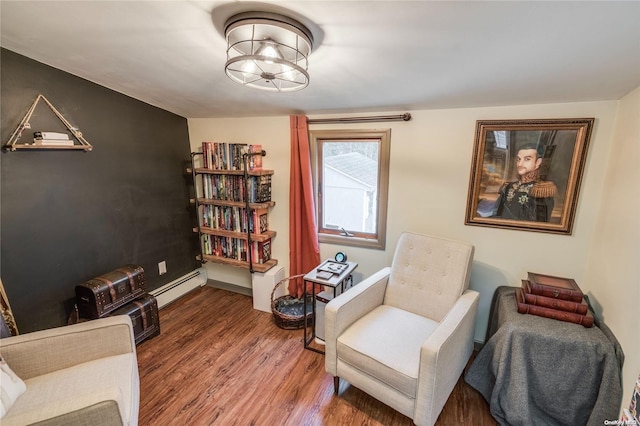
303, 259, 358, 354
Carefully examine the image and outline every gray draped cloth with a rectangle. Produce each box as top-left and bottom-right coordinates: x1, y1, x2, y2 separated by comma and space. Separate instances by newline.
465, 286, 624, 426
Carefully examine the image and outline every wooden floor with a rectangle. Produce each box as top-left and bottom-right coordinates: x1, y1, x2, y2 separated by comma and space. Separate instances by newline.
137, 286, 497, 426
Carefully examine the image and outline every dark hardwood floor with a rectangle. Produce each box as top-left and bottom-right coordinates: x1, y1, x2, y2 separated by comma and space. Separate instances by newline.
136, 286, 497, 425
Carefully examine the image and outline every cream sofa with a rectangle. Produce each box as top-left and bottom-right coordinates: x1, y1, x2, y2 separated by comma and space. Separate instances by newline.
0, 315, 139, 426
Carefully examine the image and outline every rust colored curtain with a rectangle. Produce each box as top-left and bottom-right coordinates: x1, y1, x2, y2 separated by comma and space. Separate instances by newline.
289, 115, 321, 298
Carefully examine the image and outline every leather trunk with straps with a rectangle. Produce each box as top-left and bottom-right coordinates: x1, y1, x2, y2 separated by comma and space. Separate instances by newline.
75, 264, 146, 319
109, 294, 160, 345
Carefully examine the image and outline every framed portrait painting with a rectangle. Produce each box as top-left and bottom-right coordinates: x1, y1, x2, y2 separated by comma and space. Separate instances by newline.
465, 118, 594, 234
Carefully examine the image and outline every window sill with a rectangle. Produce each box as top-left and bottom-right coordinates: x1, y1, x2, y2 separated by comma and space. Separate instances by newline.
318, 233, 385, 250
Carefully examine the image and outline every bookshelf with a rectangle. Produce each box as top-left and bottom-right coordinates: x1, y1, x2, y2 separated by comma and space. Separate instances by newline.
189, 142, 277, 273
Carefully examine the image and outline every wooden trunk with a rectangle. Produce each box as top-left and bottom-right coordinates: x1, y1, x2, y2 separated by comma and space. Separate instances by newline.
75, 264, 146, 319
110, 294, 160, 345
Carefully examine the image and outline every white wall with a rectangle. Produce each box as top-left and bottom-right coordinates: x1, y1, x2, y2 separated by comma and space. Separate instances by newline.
188, 100, 619, 346
583, 86, 640, 412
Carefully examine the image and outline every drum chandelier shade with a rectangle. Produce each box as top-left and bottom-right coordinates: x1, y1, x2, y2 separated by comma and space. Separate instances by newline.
224, 12, 314, 92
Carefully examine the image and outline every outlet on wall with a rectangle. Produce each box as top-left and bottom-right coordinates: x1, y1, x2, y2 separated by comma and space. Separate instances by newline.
158, 260, 167, 275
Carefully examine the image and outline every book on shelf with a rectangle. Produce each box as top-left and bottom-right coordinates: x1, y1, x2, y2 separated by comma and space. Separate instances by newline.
201, 174, 234, 201
251, 208, 269, 234
33, 131, 70, 140
201, 141, 265, 172
229, 143, 249, 171
202, 141, 227, 170
202, 234, 247, 261
202, 174, 271, 203
202, 141, 211, 169
515, 288, 594, 328
521, 280, 588, 314
202, 234, 271, 264
252, 238, 271, 264
201, 205, 269, 235
249, 144, 263, 170
218, 143, 228, 170
526, 272, 584, 303
33, 138, 75, 146
247, 175, 272, 202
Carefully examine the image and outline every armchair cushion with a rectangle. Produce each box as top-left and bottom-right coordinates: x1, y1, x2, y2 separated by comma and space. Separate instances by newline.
33, 401, 122, 426
337, 305, 438, 398
7, 353, 134, 425
325, 268, 390, 377
386, 232, 474, 321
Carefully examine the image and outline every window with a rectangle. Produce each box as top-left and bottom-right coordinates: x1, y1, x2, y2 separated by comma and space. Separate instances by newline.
311, 129, 391, 250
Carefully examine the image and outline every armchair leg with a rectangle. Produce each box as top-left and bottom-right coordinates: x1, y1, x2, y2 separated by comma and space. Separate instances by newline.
334, 376, 340, 394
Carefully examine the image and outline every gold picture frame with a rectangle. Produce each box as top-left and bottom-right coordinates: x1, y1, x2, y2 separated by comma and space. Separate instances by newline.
465, 118, 594, 235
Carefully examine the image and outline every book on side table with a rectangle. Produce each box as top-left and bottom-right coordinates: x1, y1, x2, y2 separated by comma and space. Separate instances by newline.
526, 272, 584, 302
515, 287, 594, 327
521, 280, 589, 315
515, 272, 594, 328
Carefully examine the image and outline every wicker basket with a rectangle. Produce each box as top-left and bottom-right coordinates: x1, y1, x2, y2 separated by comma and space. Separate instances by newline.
271, 275, 313, 330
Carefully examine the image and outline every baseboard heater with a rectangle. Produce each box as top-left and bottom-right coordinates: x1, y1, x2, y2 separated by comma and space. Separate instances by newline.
149, 267, 207, 309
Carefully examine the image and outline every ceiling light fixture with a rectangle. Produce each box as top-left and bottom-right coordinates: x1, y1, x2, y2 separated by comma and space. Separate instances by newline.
224, 11, 314, 92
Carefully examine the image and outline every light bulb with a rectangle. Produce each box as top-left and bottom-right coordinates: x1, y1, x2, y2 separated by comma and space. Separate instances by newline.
241, 61, 258, 78
281, 65, 296, 82
257, 41, 282, 64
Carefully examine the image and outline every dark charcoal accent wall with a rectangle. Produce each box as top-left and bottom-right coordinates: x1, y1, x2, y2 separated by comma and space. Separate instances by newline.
1, 48, 200, 333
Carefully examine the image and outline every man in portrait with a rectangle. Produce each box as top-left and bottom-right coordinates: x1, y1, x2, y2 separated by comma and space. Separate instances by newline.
494, 143, 557, 222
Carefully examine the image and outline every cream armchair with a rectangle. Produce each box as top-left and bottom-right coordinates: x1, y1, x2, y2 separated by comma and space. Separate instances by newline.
0, 315, 139, 426
325, 232, 479, 426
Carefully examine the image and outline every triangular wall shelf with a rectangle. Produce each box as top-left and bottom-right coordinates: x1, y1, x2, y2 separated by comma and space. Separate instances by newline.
3, 94, 93, 152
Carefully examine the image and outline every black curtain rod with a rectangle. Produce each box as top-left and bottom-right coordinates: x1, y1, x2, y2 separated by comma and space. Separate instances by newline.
308, 113, 411, 125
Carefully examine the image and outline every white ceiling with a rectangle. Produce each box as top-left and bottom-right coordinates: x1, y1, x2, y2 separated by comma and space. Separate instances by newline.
1, 1, 639, 118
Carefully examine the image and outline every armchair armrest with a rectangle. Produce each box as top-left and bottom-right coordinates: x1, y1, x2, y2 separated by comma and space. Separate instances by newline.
415, 289, 479, 425
325, 267, 390, 375
0, 315, 136, 380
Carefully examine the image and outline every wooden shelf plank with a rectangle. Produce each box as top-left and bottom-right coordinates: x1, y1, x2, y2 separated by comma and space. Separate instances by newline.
197, 228, 276, 242
194, 167, 274, 176
201, 255, 278, 272
194, 198, 275, 209
5, 144, 92, 152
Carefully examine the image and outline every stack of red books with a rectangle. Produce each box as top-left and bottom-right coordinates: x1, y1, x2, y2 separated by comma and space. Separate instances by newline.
515, 272, 594, 328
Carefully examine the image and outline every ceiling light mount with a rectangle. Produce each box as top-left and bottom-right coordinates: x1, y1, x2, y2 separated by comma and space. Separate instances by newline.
224, 11, 314, 92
